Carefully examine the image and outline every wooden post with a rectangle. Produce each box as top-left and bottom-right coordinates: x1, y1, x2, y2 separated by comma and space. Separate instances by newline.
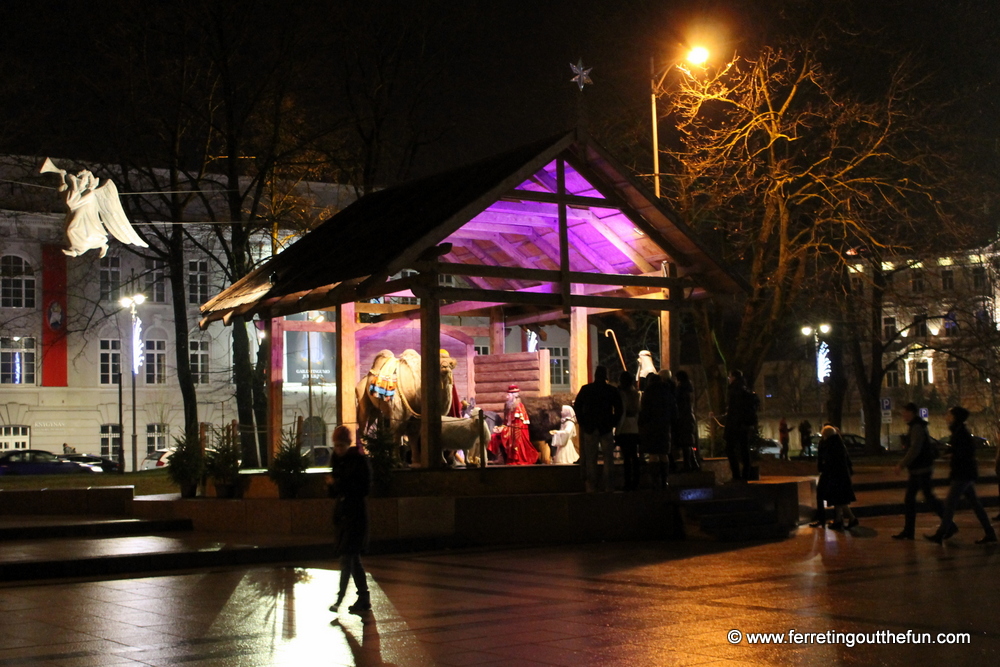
659, 262, 681, 370
569, 306, 589, 393
336, 301, 357, 432
489, 307, 505, 355
266, 317, 284, 465
419, 279, 444, 468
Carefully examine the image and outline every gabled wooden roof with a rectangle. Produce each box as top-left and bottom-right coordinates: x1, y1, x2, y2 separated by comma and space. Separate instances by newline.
200, 130, 746, 327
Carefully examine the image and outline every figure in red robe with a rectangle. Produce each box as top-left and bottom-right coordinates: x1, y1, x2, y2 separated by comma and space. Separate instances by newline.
488, 385, 538, 465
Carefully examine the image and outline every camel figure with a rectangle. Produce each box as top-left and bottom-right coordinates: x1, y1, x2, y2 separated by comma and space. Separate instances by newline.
355, 348, 458, 465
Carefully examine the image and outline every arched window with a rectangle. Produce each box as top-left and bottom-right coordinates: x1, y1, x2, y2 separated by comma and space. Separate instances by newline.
0, 256, 35, 309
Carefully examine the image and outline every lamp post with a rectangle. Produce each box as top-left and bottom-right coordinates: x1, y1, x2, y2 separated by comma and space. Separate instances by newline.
651, 46, 709, 198
801, 323, 831, 423
120, 293, 145, 472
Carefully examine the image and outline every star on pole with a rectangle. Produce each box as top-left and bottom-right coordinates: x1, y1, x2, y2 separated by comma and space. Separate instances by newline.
570, 59, 593, 91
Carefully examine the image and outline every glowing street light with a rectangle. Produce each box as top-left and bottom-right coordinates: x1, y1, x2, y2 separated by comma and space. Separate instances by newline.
120, 293, 145, 472
651, 46, 710, 198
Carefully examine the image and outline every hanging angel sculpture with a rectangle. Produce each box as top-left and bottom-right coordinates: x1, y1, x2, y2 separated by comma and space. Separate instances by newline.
39, 158, 148, 258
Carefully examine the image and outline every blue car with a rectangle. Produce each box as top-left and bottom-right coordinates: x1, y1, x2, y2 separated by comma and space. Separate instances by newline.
0, 449, 98, 475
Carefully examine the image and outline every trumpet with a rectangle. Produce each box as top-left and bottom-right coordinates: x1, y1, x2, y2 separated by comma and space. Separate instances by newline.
39, 157, 66, 176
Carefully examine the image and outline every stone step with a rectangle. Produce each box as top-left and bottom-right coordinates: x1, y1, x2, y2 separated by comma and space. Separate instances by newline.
712, 522, 791, 542
699, 509, 778, 532
679, 497, 767, 519
0, 518, 193, 541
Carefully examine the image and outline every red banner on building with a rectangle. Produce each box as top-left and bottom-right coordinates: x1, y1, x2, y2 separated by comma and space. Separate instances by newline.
41, 245, 68, 387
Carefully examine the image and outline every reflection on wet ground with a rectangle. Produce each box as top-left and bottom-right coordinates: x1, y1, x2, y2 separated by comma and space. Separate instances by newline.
1, 514, 998, 666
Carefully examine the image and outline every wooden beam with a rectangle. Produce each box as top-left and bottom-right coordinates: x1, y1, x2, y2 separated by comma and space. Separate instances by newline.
411, 260, 686, 289
266, 317, 284, 466
355, 302, 420, 315
419, 284, 443, 469
280, 320, 339, 332
585, 212, 655, 273
569, 307, 589, 393
336, 301, 357, 430
501, 189, 613, 209
430, 285, 677, 311
490, 307, 506, 354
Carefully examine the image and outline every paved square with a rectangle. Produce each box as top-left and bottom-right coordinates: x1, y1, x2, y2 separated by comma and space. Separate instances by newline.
2, 514, 998, 666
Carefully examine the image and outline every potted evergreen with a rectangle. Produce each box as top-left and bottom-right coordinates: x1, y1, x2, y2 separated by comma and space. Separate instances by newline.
206, 427, 242, 498
167, 434, 205, 498
268, 430, 309, 498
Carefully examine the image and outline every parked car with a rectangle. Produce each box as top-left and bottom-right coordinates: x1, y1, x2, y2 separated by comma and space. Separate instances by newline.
754, 438, 783, 459
938, 434, 993, 450
140, 448, 173, 470
0, 449, 100, 475
61, 454, 120, 473
810, 433, 886, 455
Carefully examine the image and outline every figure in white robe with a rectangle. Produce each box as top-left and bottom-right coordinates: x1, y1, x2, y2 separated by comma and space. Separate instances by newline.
40, 158, 148, 258
550, 405, 579, 465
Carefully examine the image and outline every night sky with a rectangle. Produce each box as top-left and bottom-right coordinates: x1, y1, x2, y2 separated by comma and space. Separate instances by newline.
1, 0, 997, 182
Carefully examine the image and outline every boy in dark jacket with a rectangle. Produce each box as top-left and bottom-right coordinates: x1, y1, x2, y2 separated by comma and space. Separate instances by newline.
328, 425, 373, 614
892, 403, 944, 540
925, 407, 998, 544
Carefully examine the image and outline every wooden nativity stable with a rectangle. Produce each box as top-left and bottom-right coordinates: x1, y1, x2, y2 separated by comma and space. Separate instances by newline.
199, 130, 744, 468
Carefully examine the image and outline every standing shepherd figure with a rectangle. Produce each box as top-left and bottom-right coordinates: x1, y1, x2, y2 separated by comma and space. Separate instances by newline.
328, 425, 373, 615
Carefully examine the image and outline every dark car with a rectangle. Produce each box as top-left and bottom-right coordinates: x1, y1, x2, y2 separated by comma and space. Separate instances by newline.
61, 454, 120, 473
0, 449, 99, 475
810, 433, 886, 455
938, 434, 993, 450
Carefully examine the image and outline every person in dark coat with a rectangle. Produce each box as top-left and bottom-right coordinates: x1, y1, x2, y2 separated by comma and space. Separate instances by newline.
673, 370, 700, 472
639, 371, 676, 488
573, 365, 623, 492
798, 420, 813, 457
616, 371, 641, 491
926, 406, 998, 544
778, 418, 790, 461
723, 370, 759, 482
816, 425, 857, 531
328, 425, 373, 614
892, 402, 944, 540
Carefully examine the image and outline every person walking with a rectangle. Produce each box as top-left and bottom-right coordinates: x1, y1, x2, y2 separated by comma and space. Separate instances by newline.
616, 371, 641, 491
778, 418, 790, 461
892, 402, 944, 540
816, 425, 858, 531
674, 370, 700, 472
798, 420, 813, 457
328, 425, 373, 614
573, 366, 623, 492
925, 406, 998, 544
723, 370, 759, 482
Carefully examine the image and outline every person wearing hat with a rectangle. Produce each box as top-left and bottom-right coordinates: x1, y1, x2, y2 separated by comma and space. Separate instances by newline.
328, 425, 373, 614
489, 384, 538, 465
925, 406, 997, 544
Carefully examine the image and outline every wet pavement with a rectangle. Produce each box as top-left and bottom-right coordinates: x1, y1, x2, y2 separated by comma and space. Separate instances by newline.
3, 513, 999, 666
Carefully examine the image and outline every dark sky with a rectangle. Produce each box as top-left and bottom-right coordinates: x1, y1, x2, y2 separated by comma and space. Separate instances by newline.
2, 0, 997, 181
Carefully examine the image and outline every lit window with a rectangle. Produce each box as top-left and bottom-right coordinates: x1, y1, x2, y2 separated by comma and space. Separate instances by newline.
915, 360, 930, 386
100, 339, 121, 385
944, 312, 958, 337
100, 424, 121, 458
0, 256, 35, 308
100, 256, 121, 302
0, 337, 35, 385
545, 346, 570, 388
146, 423, 169, 456
190, 340, 210, 384
0, 425, 30, 450
145, 339, 167, 384
145, 258, 166, 303
188, 260, 210, 304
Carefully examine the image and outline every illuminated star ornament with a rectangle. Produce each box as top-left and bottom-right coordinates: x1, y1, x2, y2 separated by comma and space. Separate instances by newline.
570, 59, 593, 91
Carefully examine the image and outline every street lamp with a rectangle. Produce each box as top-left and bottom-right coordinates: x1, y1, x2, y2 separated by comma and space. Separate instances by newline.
651, 46, 709, 198
120, 293, 145, 471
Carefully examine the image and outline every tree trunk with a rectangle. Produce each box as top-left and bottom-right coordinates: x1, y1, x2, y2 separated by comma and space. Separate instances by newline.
166, 227, 199, 443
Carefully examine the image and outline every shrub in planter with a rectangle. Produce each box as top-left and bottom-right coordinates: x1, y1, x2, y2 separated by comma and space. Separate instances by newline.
206, 427, 242, 498
167, 435, 205, 498
268, 430, 308, 498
